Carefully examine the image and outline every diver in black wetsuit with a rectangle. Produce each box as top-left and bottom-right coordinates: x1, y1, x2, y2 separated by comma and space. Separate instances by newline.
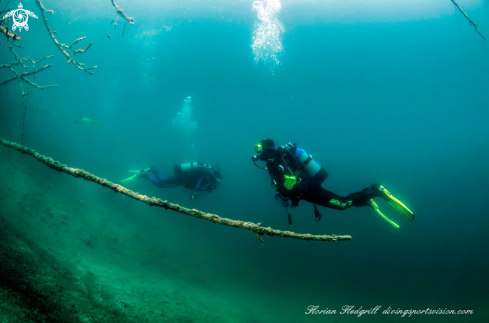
251, 139, 415, 227
122, 162, 222, 199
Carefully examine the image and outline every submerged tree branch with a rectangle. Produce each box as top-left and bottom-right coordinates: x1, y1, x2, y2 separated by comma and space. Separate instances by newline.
110, 0, 134, 25
0, 56, 57, 92
35, 0, 97, 74
0, 25, 21, 41
1, 2, 21, 41
450, 0, 486, 40
1, 5, 55, 95
0, 138, 352, 244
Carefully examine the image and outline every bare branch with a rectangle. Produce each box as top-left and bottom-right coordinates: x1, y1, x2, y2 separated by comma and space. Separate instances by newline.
0, 138, 352, 244
0, 25, 21, 41
32, 55, 55, 65
0, 58, 57, 89
22, 74, 58, 90
111, 0, 134, 25
0, 75, 17, 86
35, 0, 97, 74
451, 0, 486, 40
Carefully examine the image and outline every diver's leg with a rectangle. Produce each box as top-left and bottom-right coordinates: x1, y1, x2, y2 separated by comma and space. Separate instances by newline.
302, 186, 380, 210
144, 174, 160, 186
151, 174, 183, 188
137, 168, 183, 188
310, 168, 328, 187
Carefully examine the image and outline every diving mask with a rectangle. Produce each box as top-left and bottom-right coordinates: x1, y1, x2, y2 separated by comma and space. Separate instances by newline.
255, 143, 263, 154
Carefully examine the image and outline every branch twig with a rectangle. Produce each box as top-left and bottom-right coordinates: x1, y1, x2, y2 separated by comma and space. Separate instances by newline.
0, 138, 352, 244
0, 57, 57, 91
450, 0, 486, 40
1, 2, 20, 41
35, 0, 97, 74
0, 25, 20, 41
111, 0, 134, 25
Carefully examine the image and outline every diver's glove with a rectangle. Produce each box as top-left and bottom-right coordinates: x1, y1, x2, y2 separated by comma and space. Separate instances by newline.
275, 193, 290, 207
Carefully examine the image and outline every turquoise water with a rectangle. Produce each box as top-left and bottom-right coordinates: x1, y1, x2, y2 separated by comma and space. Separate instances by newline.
1, 0, 488, 322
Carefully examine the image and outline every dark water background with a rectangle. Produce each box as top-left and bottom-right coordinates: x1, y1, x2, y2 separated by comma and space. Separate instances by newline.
1, 0, 489, 322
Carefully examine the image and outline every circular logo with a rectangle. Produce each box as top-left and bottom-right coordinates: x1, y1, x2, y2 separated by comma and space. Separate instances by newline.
13, 9, 28, 29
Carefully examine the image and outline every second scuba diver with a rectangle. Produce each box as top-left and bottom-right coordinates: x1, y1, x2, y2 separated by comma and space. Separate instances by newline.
252, 139, 414, 228
122, 162, 222, 199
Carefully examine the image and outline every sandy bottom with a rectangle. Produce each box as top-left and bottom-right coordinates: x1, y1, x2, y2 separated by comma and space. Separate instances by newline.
0, 148, 276, 323
1, 146, 487, 323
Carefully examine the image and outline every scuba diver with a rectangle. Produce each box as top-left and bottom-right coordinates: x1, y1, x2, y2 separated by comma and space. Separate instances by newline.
251, 139, 414, 228
122, 162, 222, 199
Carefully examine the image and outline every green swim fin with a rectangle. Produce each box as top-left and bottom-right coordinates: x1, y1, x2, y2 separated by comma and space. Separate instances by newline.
376, 185, 415, 221
121, 170, 142, 183
368, 199, 400, 229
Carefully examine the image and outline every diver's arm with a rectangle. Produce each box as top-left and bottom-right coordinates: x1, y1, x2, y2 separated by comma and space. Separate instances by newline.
194, 177, 206, 191
195, 176, 217, 192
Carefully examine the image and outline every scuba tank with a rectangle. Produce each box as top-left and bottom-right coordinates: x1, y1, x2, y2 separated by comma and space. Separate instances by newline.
176, 162, 217, 198
293, 146, 321, 177
175, 162, 204, 176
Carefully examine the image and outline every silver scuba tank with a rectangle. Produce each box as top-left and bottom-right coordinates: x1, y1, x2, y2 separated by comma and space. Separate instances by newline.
175, 162, 205, 176
295, 148, 321, 177
181, 162, 202, 173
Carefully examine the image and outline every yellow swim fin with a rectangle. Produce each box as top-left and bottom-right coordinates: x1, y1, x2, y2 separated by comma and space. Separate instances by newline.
121, 170, 141, 183
377, 185, 415, 221
368, 199, 400, 228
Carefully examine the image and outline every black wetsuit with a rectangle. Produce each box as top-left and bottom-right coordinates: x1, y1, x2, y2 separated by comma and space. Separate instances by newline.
145, 162, 220, 193
265, 145, 380, 210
